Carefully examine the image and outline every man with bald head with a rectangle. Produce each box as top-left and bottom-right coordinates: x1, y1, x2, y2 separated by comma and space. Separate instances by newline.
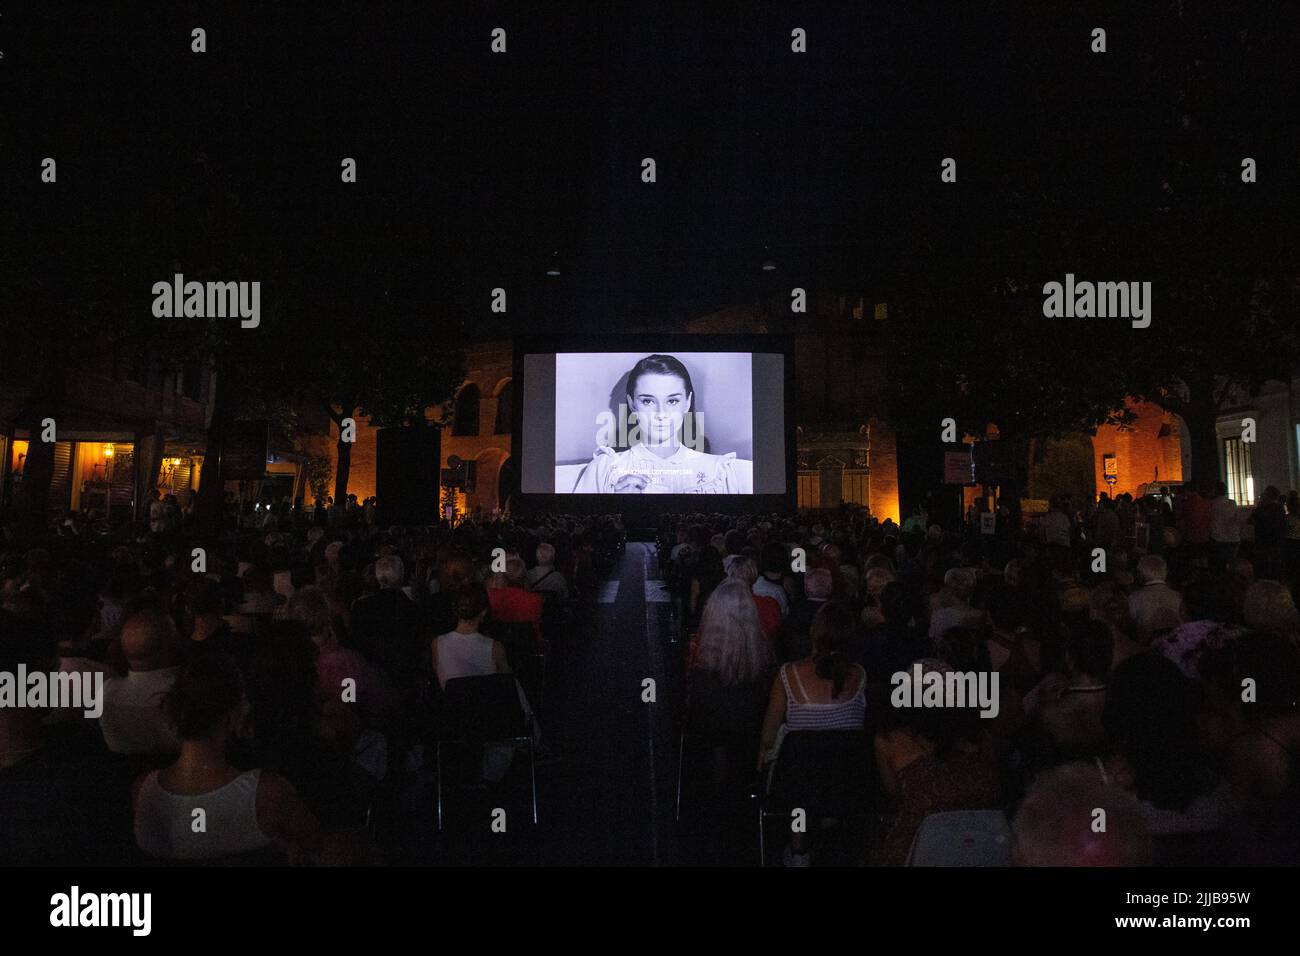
99, 608, 183, 755
1011, 762, 1152, 866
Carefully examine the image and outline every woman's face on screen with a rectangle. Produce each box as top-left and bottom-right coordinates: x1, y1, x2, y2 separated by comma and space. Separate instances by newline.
628, 372, 691, 445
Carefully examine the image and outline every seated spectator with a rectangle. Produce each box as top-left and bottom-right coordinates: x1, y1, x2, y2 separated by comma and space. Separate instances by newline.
236, 565, 283, 617
688, 579, 775, 788
1028, 619, 1113, 762
246, 620, 376, 827
1088, 583, 1146, 667
1223, 631, 1300, 865
133, 651, 325, 862
1012, 762, 1152, 866
1, 611, 131, 865
486, 556, 544, 641
983, 583, 1041, 698
350, 554, 425, 685
759, 601, 867, 866
728, 556, 781, 640
1127, 554, 1184, 638
525, 543, 570, 600
752, 541, 790, 616
874, 659, 1000, 865
428, 549, 474, 634
687, 545, 726, 631
287, 586, 393, 731
857, 581, 928, 685
1241, 580, 1300, 640
928, 567, 983, 641
781, 567, 831, 662
432, 584, 511, 690
860, 566, 897, 629
1102, 653, 1230, 839
100, 608, 184, 756
432, 584, 524, 783
183, 577, 241, 658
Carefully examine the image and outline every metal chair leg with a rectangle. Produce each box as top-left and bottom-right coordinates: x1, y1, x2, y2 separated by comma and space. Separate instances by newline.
529, 744, 538, 825
675, 733, 686, 823
436, 741, 444, 833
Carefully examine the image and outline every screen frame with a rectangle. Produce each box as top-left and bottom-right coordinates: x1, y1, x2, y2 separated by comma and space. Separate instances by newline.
510, 333, 796, 517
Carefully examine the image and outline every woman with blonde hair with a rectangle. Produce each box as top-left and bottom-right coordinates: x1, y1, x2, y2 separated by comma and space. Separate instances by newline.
686, 579, 776, 791
694, 579, 774, 685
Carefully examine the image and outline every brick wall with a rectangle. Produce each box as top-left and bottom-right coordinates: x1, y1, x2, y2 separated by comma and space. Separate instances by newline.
1092, 399, 1182, 497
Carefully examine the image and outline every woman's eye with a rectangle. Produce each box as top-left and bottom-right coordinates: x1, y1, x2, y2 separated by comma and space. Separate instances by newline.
668, 398, 679, 406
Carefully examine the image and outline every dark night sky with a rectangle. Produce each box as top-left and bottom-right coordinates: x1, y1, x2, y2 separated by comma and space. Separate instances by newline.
2, 2, 1295, 337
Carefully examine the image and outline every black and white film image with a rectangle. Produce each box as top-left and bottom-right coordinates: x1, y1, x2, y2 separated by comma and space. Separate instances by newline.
553, 352, 754, 494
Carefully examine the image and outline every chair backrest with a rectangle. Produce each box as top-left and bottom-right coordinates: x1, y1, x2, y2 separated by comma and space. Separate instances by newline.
440, 674, 529, 743
484, 620, 539, 669
905, 810, 1011, 866
766, 730, 873, 817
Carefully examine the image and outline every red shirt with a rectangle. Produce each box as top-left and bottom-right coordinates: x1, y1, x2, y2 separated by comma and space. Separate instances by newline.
754, 594, 782, 640
488, 586, 543, 623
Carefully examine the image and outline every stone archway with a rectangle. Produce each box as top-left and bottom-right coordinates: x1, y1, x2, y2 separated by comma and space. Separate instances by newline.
498, 456, 516, 511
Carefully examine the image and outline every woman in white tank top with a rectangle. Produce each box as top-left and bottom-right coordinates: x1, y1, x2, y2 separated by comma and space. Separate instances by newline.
432, 585, 533, 783
133, 651, 324, 863
432, 584, 511, 688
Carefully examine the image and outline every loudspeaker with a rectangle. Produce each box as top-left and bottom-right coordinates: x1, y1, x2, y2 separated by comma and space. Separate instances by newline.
375, 425, 440, 525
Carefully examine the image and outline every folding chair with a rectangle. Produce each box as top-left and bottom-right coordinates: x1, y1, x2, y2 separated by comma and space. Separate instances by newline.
753, 730, 873, 867
904, 810, 1010, 866
434, 674, 538, 832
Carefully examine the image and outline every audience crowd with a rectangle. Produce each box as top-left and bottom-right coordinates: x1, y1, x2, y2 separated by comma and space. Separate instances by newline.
3, 482, 1299, 867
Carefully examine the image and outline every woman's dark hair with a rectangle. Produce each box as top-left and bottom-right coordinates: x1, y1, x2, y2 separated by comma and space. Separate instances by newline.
452, 582, 490, 623
879, 580, 913, 625
937, 625, 992, 673
811, 600, 856, 697
982, 582, 1025, 631
1065, 618, 1114, 680
625, 353, 695, 406
1103, 652, 1215, 812
164, 650, 246, 740
879, 660, 981, 756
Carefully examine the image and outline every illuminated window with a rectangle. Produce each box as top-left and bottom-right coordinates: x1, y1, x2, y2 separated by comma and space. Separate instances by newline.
1223, 437, 1254, 505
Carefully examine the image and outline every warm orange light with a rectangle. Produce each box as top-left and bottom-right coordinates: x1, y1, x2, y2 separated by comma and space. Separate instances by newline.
103, 445, 114, 458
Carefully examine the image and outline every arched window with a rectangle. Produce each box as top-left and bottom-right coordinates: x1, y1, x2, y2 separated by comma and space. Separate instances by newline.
494, 381, 513, 434
452, 383, 481, 436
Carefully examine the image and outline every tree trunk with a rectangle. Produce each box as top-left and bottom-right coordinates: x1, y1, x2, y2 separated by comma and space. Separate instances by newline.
15, 366, 67, 539
1177, 374, 1222, 491
17, 433, 56, 537
333, 420, 354, 506
195, 369, 233, 535
1183, 399, 1220, 490
999, 435, 1028, 535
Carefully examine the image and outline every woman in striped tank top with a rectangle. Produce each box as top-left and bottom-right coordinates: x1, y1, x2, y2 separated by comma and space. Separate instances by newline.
759, 600, 867, 755
758, 600, 866, 865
